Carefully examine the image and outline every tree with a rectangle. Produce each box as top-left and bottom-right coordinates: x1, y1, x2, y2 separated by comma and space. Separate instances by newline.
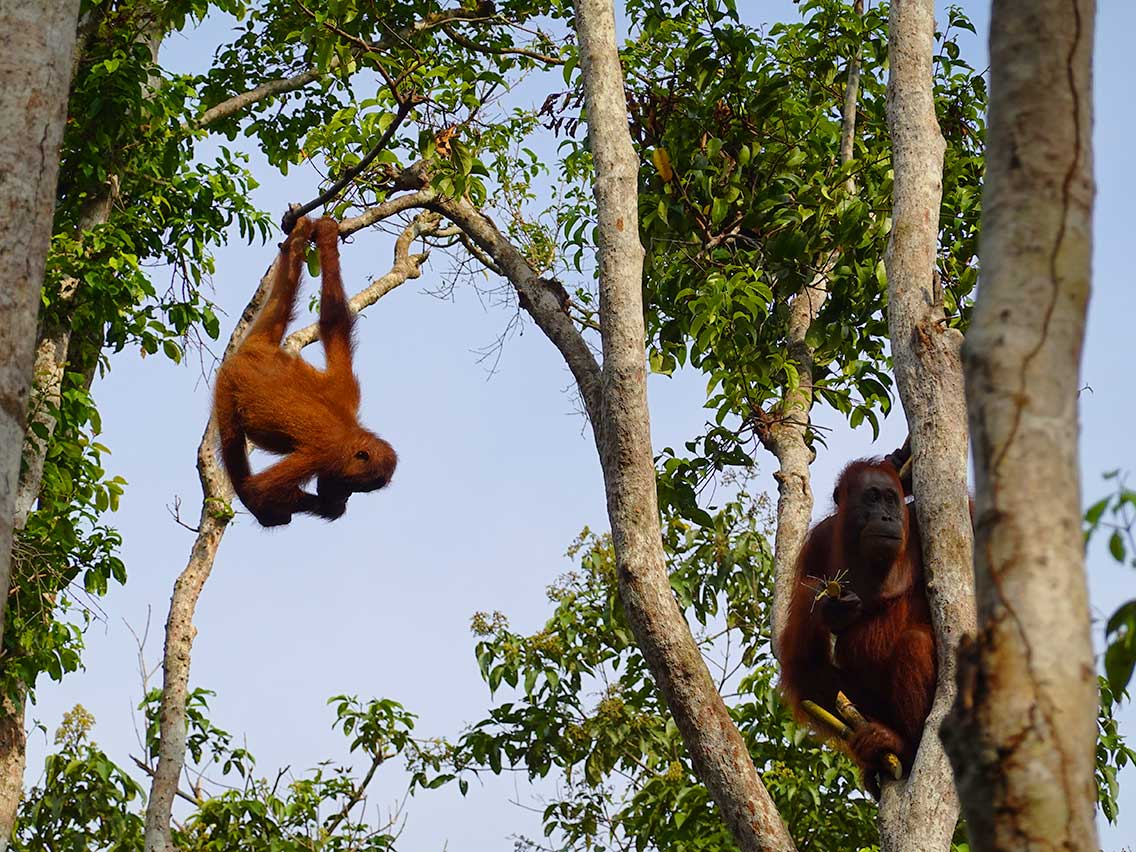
0, 0, 79, 660
879, 0, 974, 847
8, 1, 1125, 849
942, 0, 1100, 848
16, 694, 420, 851
144, 211, 441, 852
574, 0, 791, 847
4, 1, 264, 842
0, 3, 80, 844
442, 494, 883, 850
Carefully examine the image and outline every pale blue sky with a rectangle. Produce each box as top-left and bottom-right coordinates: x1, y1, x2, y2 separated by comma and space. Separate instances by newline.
24, 2, 1135, 849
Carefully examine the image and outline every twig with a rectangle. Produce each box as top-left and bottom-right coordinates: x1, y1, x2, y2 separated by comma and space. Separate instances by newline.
440, 23, 565, 65
132, 756, 200, 806
281, 97, 419, 233
322, 750, 392, 835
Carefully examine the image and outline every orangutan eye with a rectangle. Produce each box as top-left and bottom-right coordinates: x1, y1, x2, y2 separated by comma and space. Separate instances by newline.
355, 450, 370, 462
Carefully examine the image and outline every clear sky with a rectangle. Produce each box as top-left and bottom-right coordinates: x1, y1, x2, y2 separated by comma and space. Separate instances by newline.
24, 1, 1135, 849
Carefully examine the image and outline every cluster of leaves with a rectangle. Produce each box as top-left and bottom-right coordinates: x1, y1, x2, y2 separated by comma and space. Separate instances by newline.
6, 411, 124, 704
14, 706, 144, 852
15, 691, 422, 851
1097, 676, 1136, 824
199, 0, 570, 200
417, 493, 890, 850
550, 0, 986, 478
1083, 472, 1136, 822
1086, 472, 1136, 695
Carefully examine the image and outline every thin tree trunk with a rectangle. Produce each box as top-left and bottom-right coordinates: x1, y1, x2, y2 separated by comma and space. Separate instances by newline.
942, 1, 1098, 848
0, 5, 79, 848
768, 0, 862, 659
143, 214, 437, 851
573, 2, 795, 849
880, 1, 975, 849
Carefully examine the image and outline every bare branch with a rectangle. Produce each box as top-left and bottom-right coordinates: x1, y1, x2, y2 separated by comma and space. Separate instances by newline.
426, 195, 602, 428
440, 23, 565, 65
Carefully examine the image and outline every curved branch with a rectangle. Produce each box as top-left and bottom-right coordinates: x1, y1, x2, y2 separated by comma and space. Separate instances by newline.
440, 23, 565, 66
285, 211, 440, 352
425, 195, 603, 430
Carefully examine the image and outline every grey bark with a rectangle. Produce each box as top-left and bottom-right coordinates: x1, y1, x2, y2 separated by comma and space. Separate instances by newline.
0, 4, 79, 848
143, 214, 438, 851
574, 1, 795, 849
768, 0, 862, 659
942, 1, 1098, 848
0, 0, 79, 664
880, 1, 975, 849
15, 181, 117, 527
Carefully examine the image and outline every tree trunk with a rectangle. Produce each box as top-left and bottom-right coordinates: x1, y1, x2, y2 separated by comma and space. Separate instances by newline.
0, 704, 25, 852
0, 0, 79, 660
0, 4, 79, 849
941, 1, 1098, 848
573, 2, 794, 849
881, 1, 975, 849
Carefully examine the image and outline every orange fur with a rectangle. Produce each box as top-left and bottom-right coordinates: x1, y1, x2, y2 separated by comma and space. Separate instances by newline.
213, 216, 397, 527
779, 459, 934, 796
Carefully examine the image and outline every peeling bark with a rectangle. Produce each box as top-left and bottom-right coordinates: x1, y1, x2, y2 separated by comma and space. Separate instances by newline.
574, 2, 794, 849
941, 1, 1098, 849
880, 1, 975, 849
143, 214, 438, 852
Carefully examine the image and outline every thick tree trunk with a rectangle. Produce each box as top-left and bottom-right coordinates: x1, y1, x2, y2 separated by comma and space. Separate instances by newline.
0, 705, 25, 852
573, 2, 794, 849
0, 0, 79, 662
881, 1, 975, 849
0, 5, 79, 849
941, 2, 1098, 849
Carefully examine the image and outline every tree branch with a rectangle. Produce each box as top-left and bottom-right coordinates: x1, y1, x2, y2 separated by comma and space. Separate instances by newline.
322, 750, 391, 836
143, 211, 440, 852
574, 1, 794, 849
767, 0, 862, 660
425, 195, 603, 429
879, 0, 972, 848
280, 97, 419, 233
196, 3, 495, 128
440, 23, 565, 66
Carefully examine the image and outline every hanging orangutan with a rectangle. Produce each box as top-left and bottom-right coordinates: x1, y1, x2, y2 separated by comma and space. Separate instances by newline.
212, 216, 397, 527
